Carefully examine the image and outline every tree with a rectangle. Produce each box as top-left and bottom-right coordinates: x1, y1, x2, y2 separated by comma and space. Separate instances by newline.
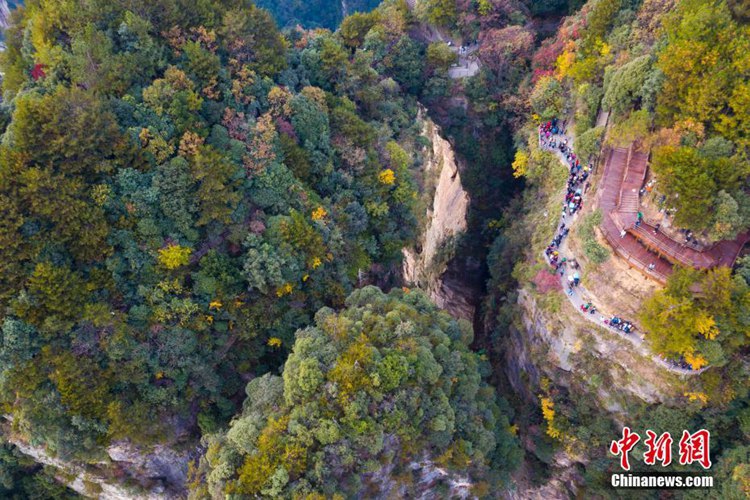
575, 126, 605, 162
426, 42, 458, 73
190, 146, 241, 227
0, 442, 78, 499
657, 0, 750, 149
14, 262, 87, 333
419, 0, 458, 27
153, 157, 198, 241
478, 27, 534, 75
602, 55, 654, 116
710, 190, 744, 241
243, 234, 298, 295
290, 94, 332, 173
194, 287, 521, 497
385, 36, 425, 95
157, 244, 192, 270
10, 86, 123, 176
219, 6, 288, 75
651, 146, 716, 229
340, 11, 381, 49
640, 267, 748, 361
530, 76, 565, 120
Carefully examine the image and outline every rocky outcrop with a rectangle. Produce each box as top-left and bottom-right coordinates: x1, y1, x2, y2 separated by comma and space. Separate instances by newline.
0, 1, 15, 32
363, 438, 473, 500
4, 421, 195, 499
508, 289, 683, 407
106, 441, 194, 494
403, 117, 473, 320
500, 289, 687, 498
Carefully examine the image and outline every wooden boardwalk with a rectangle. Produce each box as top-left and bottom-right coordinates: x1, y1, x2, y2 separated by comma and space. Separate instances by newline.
600, 147, 672, 282
600, 146, 750, 283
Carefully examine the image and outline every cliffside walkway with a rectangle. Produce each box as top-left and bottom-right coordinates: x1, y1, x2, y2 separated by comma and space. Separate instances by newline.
448, 44, 480, 79
538, 128, 705, 376
403, 0, 481, 80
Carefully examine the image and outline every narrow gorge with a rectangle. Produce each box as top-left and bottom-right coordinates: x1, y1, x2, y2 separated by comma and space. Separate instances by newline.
402, 116, 475, 322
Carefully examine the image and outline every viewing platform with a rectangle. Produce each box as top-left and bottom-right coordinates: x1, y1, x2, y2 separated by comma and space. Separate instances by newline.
600, 146, 749, 283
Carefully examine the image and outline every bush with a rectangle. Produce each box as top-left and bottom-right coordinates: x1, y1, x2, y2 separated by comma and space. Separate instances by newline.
579, 210, 610, 265
576, 126, 605, 162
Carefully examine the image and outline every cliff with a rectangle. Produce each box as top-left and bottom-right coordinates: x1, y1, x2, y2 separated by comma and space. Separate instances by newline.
0, 1, 12, 33
508, 290, 685, 407
4, 419, 194, 499
403, 117, 475, 321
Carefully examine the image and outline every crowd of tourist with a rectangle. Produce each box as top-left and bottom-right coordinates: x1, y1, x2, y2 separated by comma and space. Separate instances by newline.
538, 120, 643, 340
537, 118, 699, 372
656, 355, 696, 371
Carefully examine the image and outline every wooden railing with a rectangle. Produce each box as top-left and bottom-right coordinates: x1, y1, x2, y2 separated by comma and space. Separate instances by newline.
601, 222, 670, 283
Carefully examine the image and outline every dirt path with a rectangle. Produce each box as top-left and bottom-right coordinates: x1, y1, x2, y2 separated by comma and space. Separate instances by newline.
447, 44, 480, 79
540, 129, 705, 376
403, 0, 481, 80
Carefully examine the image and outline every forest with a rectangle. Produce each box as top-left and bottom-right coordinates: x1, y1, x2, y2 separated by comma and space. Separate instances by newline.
0, 0, 524, 497
0, 0, 749, 498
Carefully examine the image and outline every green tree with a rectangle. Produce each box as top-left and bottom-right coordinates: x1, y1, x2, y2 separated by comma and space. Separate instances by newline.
602, 55, 654, 116
710, 190, 745, 241
426, 42, 458, 73
530, 76, 565, 120
219, 5, 288, 75
194, 287, 521, 497
190, 146, 241, 227
419, 0, 457, 27
340, 11, 380, 49
651, 146, 715, 229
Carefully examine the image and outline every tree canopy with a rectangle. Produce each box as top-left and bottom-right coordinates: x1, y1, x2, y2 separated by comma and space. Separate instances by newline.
0, 0, 426, 462
192, 287, 521, 498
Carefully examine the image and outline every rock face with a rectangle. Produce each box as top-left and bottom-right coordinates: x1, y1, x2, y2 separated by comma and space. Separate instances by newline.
7, 439, 167, 499
106, 441, 194, 494
363, 438, 473, 500
4, 423, 195, 499
0, 1, 11, 31
501, 290, 686, 498
508, 289, 682, 407
403, 117, 473, 320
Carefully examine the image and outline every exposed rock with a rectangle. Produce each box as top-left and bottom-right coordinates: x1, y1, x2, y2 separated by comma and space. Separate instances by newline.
504, 463, 579, 500
0, 2, 10, 31
501, 289, 688, 498
363, 448, 474, 499
403, 115, 473, 321
3, 415, 196, 499
107, 441, 194, 491
8, 437, 166, 499
509, 289, 682, 406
